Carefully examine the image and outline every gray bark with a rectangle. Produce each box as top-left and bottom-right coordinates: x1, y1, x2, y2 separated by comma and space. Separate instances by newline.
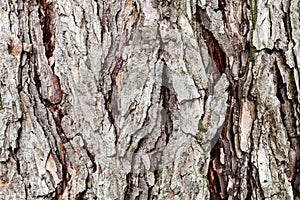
0, 0, 299, 199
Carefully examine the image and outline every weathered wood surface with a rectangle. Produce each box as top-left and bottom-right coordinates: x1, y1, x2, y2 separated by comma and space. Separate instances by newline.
0, 0, 299, 199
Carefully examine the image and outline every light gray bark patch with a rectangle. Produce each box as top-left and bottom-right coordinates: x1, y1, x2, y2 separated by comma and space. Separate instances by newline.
1, 0, 300, 199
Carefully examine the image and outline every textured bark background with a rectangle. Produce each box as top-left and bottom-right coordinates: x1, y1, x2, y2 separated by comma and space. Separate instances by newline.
0, 0, 299, 199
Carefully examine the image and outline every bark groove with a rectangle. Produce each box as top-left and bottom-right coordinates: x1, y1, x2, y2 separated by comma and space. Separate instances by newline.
0, 0, 299, 199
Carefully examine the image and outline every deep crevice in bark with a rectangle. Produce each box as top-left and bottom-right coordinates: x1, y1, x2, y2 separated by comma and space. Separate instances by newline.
208, 87, 233, 199
38, 0, 63, 105
205, 36, 242, 198
195, 4, 226, 76
109, 57, 123, 145
160, 86, 173, 144
38, 0, 55, 63
54, 152, 69, 200
282, 0, 292, 43
208, 142, 222, 200
31, 49, 67, 200
275, 61, 300, 197
201, 27, 226, 75
124, 172, 134, 199
160, 60, 177, 144
216, 0, 226, 24
198, 23, 233, 200
32, 2, 69, 194
246, 157, 254, 199
17, 50, 26, 92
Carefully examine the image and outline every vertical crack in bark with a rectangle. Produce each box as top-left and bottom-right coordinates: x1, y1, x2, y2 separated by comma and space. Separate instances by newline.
246, 155, 255, 199
101, 3, 141, 196
17, 49, 26, 92
217, 0, 226, 24
282, 1, 292, 43
30, 75, 69, 198
160, 86, 172, 144
282, 0, 299, 72
197, 0, 256, 198
160, 61, 177, 145
53, 114, 70, 199
208, 142, 223, 200
124, 172, 134, 199
38, 0, 63, 105
38, 0, 55, 64
195, 8, 233, 199
36, 89, 68, 198
82, 143, 97, 173
35, 1, 69, 197
195, 4, 226, 76
107, 57, 123, 146
55, 149, 69, 199
196, 3, 245, 198
274, 61, 300, 197
201, 27, 226, 75
207, 90, 233, 199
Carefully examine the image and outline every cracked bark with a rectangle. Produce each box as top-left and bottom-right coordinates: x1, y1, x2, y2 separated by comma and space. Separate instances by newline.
0, 0, 299, 199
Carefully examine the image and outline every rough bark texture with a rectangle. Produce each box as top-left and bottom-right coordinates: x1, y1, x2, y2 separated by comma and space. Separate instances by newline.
0, 0, 299, 199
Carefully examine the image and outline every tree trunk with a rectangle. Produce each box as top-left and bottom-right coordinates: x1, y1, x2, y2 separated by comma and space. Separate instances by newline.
0, 0, 299, 199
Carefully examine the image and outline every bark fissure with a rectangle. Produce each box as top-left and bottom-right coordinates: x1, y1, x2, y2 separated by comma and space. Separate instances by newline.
2, 0, 300, 199
111, 57, 123, 145
202, 1, 248, 198
38, 0, 55, 63
208, 143, 223, 200
208, 92, 235, 199
160, 85, 173, 144
275, 61, 300, 197
199, 18, 226, 75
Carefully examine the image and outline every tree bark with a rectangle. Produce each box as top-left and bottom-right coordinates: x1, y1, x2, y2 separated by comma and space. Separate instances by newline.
0, 0, 299, 199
